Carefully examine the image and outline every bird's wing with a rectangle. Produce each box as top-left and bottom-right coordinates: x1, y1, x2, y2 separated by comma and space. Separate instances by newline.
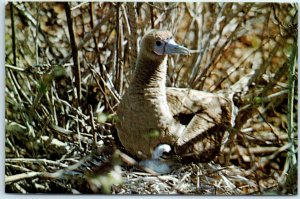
166, 87, 232, 125
166, 87, 233, 162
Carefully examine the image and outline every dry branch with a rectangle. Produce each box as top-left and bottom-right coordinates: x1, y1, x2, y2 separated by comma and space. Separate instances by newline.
64, 2, 81, 107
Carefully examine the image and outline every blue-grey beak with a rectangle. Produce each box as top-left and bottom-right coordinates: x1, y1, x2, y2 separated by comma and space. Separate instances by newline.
165, 39, 190, 55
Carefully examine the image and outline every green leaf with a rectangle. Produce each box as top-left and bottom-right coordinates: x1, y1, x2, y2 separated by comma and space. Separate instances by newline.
253, 96, 262, 104
38, 80, 48, 93
97, 112, 108, 124
145, 129, 160, 138
52, 65, 65, 78
251, 35, 261, 48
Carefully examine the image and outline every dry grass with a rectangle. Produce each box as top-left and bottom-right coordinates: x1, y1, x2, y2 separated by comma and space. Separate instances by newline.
5, 2, 298, 195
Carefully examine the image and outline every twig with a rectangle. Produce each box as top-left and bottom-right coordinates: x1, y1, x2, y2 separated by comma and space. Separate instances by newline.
224, 46, 290, 165
121, 4, 131, 35
188, 3, 227, 86
5, 64, 26, 72
126, 3, 138, 75
64, 2, 81, 107
64, 2, 82, 150
34, 3, 40, 65
260, 89, 288, 103
149, 2, 155, 29
71, 2, 89, 11
6, 171, 42, 184
6, 69, 31, 108
10, 2, 17, 66
6, 138, 20, 158
287, 42, 297, 166
88, 65, 116, 112
145, 2, 177, 12
231, 55, 287, 121
6, 155, 92, 184
114, 3, 122, 94
195, 17, 244, 90
89, 105, 97, 151
88, 2, 106, 106
6, 158, 69, 168
248, 143, 291, 173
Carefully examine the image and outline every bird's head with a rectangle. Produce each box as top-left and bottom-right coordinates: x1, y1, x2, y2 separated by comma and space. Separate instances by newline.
139, 30, 190, 61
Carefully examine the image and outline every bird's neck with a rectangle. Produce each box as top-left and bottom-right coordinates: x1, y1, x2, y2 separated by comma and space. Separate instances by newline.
131, 55, 168, 92
130, 55, 178, 125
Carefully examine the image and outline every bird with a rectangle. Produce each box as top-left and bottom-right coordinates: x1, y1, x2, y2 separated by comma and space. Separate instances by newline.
116, 29, 235, 163
139, 144, 179, 174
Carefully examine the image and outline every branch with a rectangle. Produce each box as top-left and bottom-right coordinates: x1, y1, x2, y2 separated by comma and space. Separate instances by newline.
10, 2, 17, 66
114, 3, 122, 94
149, 2, 155, 28
126, 3, 138, 75
5, 172, 42, 184
88, 2, 106, 101
64, 2, 81, 107
287, 42, 297, 166
64, 2, 82, 150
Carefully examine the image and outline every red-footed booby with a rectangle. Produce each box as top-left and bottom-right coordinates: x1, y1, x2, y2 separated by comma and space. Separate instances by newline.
116, 29, 233, 163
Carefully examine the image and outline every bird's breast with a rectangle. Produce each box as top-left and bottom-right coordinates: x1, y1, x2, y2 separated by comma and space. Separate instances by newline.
116, 92, 182, 158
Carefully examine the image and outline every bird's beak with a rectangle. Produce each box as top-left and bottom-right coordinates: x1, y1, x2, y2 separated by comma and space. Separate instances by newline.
165, 39, 190, 55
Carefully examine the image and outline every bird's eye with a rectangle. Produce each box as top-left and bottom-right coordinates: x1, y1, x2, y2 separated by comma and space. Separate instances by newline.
156, 40, 162, 46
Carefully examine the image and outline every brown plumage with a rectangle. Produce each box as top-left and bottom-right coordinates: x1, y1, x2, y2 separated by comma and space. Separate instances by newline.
116, 29, 233, 163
